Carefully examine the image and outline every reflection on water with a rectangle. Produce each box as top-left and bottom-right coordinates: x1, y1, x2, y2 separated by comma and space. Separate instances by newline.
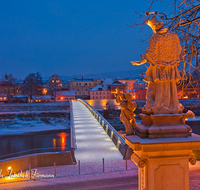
0, 130, 70, 159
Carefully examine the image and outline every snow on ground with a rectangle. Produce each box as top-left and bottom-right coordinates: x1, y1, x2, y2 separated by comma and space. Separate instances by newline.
0, 102, 70, 135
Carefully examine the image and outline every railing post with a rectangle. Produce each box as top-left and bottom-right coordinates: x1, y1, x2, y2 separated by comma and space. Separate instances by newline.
103, 158, 104, 172
126, 158, 127, 170
102, 120, 104, 127
106, 125, 109, 133
110, 131, 113, 140
29, 164, 31, 179
78, 160, 80, 174
54, 162, 56, 177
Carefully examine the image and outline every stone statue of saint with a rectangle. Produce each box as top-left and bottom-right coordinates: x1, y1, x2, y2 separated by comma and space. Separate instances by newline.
131, 16, 183, 114
115, 92, 137, 135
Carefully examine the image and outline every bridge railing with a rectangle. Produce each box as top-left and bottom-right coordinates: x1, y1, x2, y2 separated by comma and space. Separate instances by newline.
0, 147, 69, 161
70, 100, 77, 150
77, 99, 126, 146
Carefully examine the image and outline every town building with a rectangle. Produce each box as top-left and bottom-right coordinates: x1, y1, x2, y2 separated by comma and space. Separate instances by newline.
110, 79, 126, 99
0, 94, 8, 103
90, 85, 111, 100
46, 74, 69, 96
32, 95, 53, 103
132, 78, 148, 100
55, 90, 76, 102
69, 76, 101, 98
118, 77, 137, 91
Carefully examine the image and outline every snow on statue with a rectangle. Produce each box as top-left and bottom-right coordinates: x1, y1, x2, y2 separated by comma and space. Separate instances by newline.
131, 16, 183, 114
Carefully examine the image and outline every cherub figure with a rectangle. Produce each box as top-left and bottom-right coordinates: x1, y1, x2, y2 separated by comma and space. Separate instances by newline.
131, 16, 183, 114
115, 91, 137, 135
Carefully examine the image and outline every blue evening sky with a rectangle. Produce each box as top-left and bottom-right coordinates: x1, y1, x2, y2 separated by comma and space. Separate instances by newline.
0, 0, 169, 79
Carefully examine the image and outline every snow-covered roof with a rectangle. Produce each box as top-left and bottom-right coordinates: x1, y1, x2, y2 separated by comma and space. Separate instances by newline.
118, 77, 137, 81
111, 80, 124, 85
13, 95, 28, 98
32, 95, 52, 100
134, 79, 147, 84
101, 78, 113, 84
90, 85, 110, 91
56, 90, 76, 96
0, 94, 7, 97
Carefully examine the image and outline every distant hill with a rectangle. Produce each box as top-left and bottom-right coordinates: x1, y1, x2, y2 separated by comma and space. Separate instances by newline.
43, 67, 146, 82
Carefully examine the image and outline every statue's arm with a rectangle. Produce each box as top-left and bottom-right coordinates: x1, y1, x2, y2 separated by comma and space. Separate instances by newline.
131, 58, 147, 65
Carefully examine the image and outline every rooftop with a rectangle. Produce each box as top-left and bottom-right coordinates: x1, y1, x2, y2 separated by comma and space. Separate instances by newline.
90, 84, 110, 91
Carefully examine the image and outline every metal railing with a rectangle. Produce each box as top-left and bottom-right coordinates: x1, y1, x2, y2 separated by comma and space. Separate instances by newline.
70, 100, 77, 149
0, 147, 69, 161
77, 99, 126, 146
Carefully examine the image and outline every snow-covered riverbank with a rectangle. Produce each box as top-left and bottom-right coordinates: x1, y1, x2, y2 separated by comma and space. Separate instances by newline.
0, 102, 70, 135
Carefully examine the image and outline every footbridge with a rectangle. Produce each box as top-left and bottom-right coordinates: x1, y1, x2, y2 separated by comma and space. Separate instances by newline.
70, 99, 131, 163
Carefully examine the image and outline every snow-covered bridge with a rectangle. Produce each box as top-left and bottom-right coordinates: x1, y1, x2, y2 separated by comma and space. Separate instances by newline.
70, 99, 130, 163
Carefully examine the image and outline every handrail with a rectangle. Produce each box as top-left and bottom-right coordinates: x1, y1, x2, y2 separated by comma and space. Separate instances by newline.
0, 147, 69, 161
77, 99, 126, 146
70, 100, 77, 149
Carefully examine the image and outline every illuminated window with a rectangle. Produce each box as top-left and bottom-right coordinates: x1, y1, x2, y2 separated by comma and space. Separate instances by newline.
52, 80, 54, 83
58, 84, 62, 87
0, 97, 2, 100
39, 100, 41, 102
56, 80, 60, 83
60, 97, 64, 100
4, 97, 6, 100
36, 100, 38, 102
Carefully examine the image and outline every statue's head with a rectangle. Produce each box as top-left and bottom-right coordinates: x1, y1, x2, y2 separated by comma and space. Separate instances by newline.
146, 16, 164, 33
125, 93, 132, 102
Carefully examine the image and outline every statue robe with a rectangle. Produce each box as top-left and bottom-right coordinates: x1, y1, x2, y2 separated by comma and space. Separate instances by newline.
142, 29, 182, 114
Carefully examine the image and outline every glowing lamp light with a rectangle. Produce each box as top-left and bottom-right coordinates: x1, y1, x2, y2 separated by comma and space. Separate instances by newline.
185, 118, 188, 121
8, 166, 11, 170
59, 132, 67, 150
133, 95, 136, 99
60, 97, 64, 100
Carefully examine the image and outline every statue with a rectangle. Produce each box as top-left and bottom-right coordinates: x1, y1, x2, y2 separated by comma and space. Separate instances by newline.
131, 16, 183, 115
115, 91, 137, 135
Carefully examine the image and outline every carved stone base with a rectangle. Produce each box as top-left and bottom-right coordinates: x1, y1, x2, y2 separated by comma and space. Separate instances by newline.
122, 134, 200, 190
135, 113, 192, 139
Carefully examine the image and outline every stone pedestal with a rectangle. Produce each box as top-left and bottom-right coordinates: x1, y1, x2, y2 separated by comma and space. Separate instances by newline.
135, 114, 192, 139
123, 134, 200, 190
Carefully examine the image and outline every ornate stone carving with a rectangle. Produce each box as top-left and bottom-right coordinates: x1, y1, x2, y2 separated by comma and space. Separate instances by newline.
189, 156, 196, 165
115, 91, 137, 135
131, 153, 147, 168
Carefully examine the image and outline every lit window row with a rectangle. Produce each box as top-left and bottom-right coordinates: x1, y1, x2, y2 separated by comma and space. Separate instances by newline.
52, 80, 60, 83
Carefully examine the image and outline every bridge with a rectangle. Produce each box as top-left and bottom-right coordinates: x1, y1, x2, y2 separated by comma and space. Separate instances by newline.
70, 99, 131, 163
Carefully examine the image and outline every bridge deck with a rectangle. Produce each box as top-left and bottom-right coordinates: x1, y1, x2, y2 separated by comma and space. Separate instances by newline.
72, 101, 123, 162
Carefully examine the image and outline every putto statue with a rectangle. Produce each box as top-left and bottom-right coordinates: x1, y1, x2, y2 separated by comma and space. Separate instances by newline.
115, 91, 137, 135
131, 16, 183, 115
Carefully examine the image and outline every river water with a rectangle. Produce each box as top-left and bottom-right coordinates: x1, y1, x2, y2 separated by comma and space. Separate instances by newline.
0, 129, 70, 160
